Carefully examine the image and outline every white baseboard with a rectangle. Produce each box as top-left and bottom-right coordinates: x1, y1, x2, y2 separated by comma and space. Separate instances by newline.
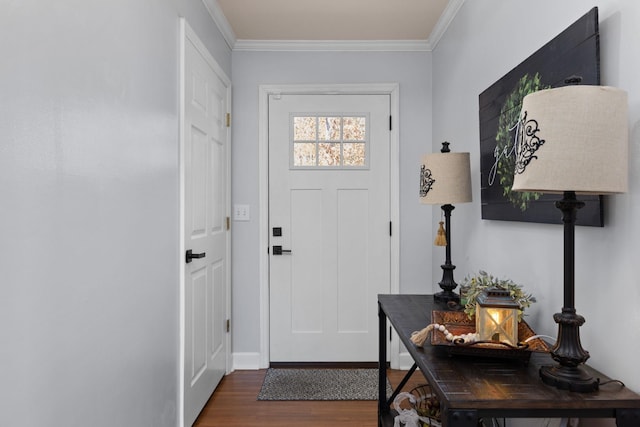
232, 352, 262, 370
233, 351, 414, 371
398, 351, 418, 371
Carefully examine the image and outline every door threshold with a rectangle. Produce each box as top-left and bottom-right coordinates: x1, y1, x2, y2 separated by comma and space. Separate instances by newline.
269, 361, 384, 369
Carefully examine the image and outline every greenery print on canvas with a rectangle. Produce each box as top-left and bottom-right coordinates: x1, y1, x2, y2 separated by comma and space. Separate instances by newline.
460, 270, 536, 321
493, 73, 549, 211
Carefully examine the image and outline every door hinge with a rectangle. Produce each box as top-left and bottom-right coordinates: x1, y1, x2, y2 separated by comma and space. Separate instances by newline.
226, 113, 231, 127
389, 221, 392, 236
226, 319, 230, 333
389, 115, 392, 131
226, 216, 230, 230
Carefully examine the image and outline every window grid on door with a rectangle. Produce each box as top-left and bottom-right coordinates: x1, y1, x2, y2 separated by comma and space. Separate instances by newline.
290, 114, 369, 169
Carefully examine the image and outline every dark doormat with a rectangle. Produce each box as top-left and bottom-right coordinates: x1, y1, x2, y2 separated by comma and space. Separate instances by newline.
257, 368, 392, 401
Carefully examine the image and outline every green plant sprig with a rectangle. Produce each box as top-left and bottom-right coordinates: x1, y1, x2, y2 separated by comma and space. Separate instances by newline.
460, 270, 536, 321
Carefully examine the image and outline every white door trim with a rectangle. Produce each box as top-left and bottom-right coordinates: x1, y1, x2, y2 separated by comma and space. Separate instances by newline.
179, 18, 232, 427
258, 83, 400, 369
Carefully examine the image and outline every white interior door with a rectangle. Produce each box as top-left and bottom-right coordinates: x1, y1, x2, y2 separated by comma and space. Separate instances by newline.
181, 21, 230, 427
268, 94, 391, 362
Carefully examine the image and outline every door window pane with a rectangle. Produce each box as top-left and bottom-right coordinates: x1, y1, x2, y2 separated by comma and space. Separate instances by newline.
294, 116, 317, 140
291, 114, 368, 168
318, 143, 341, 166
318, 117, 341, 141
343, 117, 366, 141
343, 143, 366, 166
293, 142, 317, 166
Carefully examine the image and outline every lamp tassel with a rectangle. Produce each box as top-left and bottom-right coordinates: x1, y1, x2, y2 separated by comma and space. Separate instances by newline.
434, 221, 447, 246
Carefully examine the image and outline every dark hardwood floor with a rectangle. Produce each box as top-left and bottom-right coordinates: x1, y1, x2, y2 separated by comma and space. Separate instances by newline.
194, 369, 424, 426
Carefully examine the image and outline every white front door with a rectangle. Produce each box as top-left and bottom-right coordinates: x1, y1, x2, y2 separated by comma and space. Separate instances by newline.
268, 94, 391, 362
181, 21, 230, 427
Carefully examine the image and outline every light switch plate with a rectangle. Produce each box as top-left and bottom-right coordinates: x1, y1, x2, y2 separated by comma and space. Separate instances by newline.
233, 204, 250, 221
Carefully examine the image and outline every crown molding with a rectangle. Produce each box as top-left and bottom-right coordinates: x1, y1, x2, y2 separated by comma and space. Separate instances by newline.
428, 0, 466, 50
233, 39, 432, 52
203, 0, 465, 52
202, 0, 237, 49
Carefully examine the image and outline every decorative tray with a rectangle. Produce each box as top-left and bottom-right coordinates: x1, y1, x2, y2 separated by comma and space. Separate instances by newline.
431, 310, 550, 362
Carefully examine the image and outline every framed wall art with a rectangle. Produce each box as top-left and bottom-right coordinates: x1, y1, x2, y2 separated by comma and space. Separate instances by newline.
478, 7, 603, 226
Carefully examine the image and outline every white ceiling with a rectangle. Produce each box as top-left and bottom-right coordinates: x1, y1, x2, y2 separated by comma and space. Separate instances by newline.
205, 0, 463, 51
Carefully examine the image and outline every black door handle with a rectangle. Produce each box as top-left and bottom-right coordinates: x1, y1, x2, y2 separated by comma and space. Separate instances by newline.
186, 249, 206, 263
272, 245, 292, 255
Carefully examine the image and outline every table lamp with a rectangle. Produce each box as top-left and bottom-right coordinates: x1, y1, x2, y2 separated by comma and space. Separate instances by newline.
420, 142, 472, 303
512, 84, 628, 392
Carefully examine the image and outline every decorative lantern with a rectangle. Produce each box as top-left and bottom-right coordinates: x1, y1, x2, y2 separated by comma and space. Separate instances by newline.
475, 288, 520, 346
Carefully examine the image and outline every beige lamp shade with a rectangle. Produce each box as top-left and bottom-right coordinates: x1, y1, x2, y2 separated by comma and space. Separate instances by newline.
420, 151, 472, 205
512, 85, 628, 195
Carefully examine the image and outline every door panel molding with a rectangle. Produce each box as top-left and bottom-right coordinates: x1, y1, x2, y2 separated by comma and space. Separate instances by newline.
258, 84, 400, 369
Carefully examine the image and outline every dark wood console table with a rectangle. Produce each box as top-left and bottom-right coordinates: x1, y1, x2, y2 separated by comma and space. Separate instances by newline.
378, 294, 640, 427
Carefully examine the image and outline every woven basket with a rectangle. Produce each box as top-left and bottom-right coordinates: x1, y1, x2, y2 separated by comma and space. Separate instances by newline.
410, 384, 441, 427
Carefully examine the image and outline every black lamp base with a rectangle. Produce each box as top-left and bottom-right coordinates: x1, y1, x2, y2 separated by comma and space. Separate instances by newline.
540, 192, 598, 393
434, 204, 460, 304
433, 289, 460, 303
540, 365, 599, 393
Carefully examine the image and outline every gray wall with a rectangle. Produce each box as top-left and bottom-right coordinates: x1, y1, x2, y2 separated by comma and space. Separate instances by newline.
230, 50, 434, 358
1, 1, 230, 426
432, 0, 640, 397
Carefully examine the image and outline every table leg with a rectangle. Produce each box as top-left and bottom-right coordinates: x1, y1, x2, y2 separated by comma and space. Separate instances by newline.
378, 302, 389, 416
386, 363, 418, 408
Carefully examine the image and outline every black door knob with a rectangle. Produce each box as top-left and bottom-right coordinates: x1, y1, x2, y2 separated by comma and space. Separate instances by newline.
272, 246, 292, 255
186, 249, 206, 263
